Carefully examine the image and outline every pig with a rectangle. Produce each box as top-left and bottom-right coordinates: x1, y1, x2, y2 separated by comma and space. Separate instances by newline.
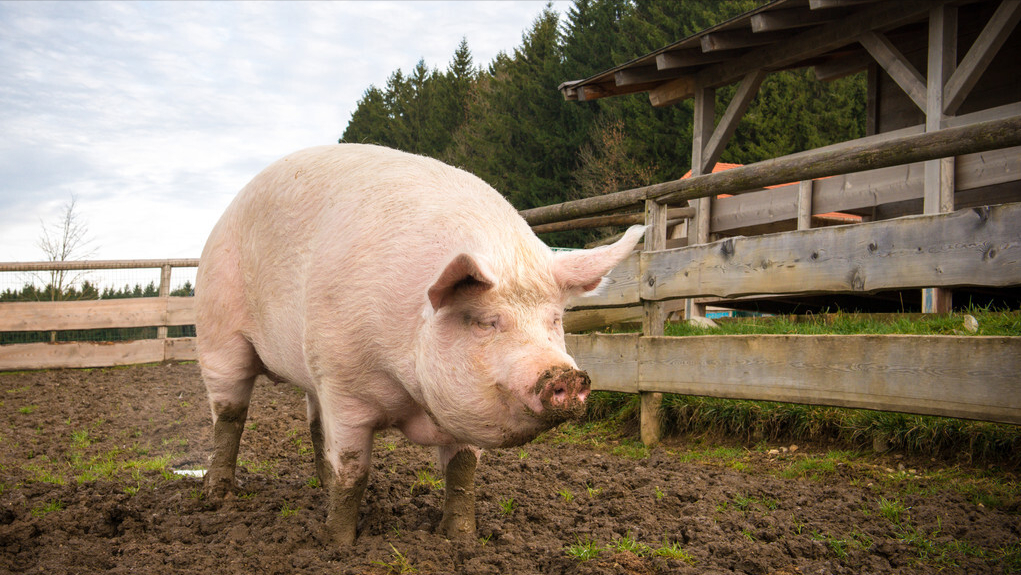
195, 144, 644, 545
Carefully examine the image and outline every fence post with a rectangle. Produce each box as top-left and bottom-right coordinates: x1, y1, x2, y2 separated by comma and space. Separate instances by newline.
157, 264, 171, 341
640, 199, 667, 446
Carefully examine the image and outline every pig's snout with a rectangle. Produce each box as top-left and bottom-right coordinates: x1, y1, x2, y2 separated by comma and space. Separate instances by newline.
534, 366, 591, 422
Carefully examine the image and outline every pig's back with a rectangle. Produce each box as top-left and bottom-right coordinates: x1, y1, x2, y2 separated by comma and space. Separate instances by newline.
204, 144, 540, 385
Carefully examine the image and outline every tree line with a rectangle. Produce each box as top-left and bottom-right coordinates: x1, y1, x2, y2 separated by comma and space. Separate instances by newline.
339, 0, 866, 246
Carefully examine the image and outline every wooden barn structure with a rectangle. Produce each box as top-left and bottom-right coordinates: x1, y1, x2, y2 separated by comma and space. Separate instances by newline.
544, 0, 1021, 317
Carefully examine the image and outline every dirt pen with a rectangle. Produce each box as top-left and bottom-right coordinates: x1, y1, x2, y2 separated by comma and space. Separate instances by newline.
2, 362, 1019, 574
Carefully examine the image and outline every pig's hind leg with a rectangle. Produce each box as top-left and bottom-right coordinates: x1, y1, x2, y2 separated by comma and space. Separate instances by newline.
200, 336, 260, 498
305, 392, 332, 489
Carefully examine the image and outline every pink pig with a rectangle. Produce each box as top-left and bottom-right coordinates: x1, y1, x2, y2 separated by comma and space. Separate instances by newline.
195, 144, 644, 544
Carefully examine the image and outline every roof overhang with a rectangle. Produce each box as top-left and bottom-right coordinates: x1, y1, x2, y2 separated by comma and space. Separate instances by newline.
559, 0, 952, 106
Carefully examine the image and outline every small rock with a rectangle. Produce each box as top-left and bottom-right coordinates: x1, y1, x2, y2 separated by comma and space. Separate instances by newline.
780, 447, 788, 453
963, 314, 979, 333
688, 316, 719, 329
768, 449, 780, 456
789, 444, 799, 452
897, 463, 905, 471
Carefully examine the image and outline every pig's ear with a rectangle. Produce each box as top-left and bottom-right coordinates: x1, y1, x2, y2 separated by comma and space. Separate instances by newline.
553, 225, 645, 295
428, 253, 498, 311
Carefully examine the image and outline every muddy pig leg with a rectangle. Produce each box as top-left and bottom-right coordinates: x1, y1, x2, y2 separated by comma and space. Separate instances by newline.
322, 422, 373, 545
305, 393, 331, 489
438, 444, 480, 539
202, 373, 256, 497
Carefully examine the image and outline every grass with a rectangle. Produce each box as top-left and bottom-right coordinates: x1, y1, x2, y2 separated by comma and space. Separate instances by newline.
410, 469, 443, 493
498, 497, 516, 515
565, 533, 696, 565
372, 544, 418, 574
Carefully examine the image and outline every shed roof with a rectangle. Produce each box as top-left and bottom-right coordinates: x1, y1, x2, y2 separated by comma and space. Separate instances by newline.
558, 0, 948, 107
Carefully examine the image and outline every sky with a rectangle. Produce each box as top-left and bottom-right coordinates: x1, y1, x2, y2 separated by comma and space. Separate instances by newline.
0, 0, 573, 266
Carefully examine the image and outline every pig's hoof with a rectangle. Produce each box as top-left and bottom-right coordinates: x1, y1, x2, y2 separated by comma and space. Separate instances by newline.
439, 513, 476, 541
202, 474, 236, 498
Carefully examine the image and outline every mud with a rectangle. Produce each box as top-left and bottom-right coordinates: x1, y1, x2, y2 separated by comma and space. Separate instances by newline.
1, 363, 1018, 574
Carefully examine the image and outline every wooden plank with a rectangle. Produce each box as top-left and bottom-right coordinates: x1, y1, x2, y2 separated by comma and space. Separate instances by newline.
944, 0, 1021, 115
566, 252, 640, 309
797, 180, 813, 230
814, 50, 872, 82
520, 115, 1021, 226
164, 337, 197, 361
0, 340, 165, 371
565, 333, 639, 394
700, 30, 789, 52
565, 300, 687, 334
709, 145, 1020, 237
0, 297, 196, 332
859, 30, 927, 113
643, 202, 1021, 301
637, 334, 1021, 425
656, 49, 734, 70
751, 8, 840, 33
167, 296, 196, 325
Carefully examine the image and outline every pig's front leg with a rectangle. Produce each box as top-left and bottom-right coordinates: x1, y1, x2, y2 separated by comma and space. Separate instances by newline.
323, 426, 373, 545
438, 444, 480, 539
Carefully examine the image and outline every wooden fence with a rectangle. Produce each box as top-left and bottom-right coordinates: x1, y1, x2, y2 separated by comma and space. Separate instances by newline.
1, 114, 1019, 435
0, 260, 198, 369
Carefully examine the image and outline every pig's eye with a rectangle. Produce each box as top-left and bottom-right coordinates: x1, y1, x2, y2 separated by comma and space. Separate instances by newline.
472, 316, 500, 334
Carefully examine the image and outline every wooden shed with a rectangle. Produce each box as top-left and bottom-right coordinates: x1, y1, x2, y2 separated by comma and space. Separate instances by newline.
555, 0, 1021, 315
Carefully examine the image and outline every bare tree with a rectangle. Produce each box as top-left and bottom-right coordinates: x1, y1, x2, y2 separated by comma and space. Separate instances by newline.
36, 194, 97, 301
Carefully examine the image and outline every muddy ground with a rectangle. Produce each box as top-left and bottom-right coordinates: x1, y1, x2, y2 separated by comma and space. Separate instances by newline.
0, 363, 1018, 574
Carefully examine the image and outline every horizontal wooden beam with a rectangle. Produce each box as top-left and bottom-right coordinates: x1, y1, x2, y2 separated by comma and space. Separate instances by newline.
0, 297, 195, 332
655, 49, 735, 71
642, 201, 1021, 301
751, 8, 840, 33
567, 332, 1021, 425
566, 253, 641, 310
519, 114, 1021, 226
0, 259, 199, 272
709, 145, 1020, 236
700, 30, 788, 52
531, 207, 693, 235
0, 337, 196, 371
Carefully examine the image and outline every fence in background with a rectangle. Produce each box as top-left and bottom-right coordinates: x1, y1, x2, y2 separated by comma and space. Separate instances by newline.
0, 260, 198, 369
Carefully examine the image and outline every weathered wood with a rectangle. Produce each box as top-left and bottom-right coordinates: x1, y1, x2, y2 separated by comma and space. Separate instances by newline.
0, 337, 196, 371
700, 30, 789, 52
564, 300, 687, 334
859, 30, 928, 112
686, 0, 935, 105
655, 49, 734, 70
701, 69, 766, 174
566, 252, 641, 310
636, 334, 1021, 425
943, 0, 1021, 115
751, 7, 840, 33
0, 297, 196, 332
813, 50, 872, 82
797, 180, 813, 230
709, 146, 1019, 236
643, 202, 1021, 301
0, 259, 199, 272
519, 115, 1021, 226
530, 208, 694, 235
922, 4, 957, 314
565, 333, 639, 394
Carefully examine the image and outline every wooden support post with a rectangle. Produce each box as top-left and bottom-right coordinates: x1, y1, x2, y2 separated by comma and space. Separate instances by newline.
685, 84, 716, 322
157, 264, 172, 340
922, 4, 957, 313
640, 199, 667, 446
797, 180, 813, 230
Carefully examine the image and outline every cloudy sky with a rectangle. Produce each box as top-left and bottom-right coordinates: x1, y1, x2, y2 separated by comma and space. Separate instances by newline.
0, 1, 572, 265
